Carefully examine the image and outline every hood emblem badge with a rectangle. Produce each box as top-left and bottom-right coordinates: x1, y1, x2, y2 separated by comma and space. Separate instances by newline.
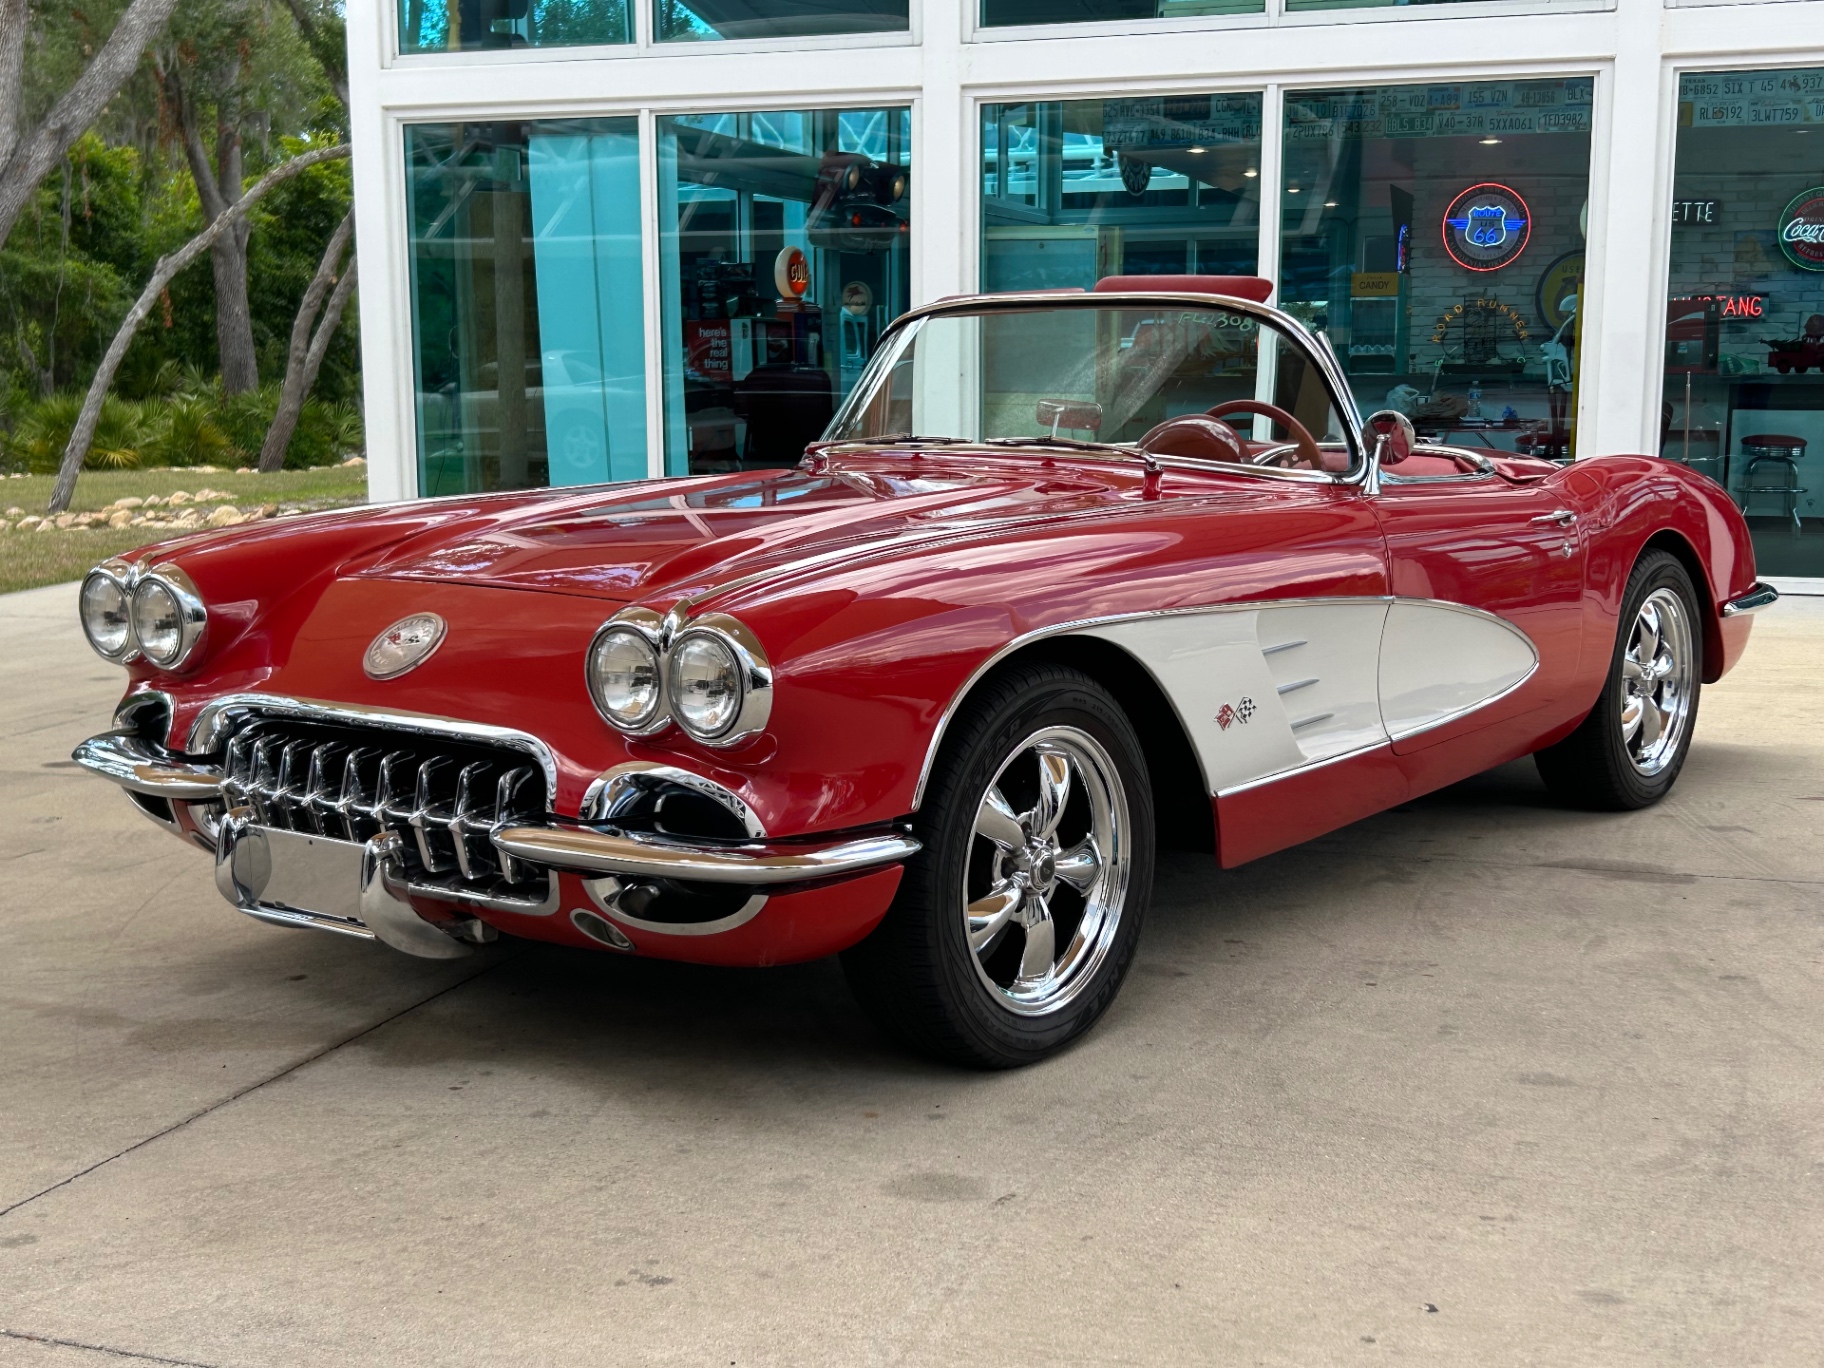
364, 613, 447, 680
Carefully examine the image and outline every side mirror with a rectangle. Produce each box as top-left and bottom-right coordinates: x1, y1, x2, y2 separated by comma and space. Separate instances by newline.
1365, 409, 1415, 467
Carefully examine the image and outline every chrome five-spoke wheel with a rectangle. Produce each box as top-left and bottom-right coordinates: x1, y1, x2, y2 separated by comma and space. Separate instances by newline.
1535, 549, 1702, 811
840, 663, 1155, 1067
1620, 586, 1694, 776
964, 726, 1130, 1016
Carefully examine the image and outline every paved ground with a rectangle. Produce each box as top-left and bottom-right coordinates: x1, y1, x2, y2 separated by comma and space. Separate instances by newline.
1, 581, 1819, 1368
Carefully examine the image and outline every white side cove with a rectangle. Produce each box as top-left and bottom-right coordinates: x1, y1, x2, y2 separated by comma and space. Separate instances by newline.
1079, 597, 1538, 798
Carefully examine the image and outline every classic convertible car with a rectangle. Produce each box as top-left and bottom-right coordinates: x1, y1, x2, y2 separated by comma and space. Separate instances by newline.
73, 276, 1777, 1066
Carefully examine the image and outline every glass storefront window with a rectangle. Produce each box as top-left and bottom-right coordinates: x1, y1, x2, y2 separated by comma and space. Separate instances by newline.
1664, 67, 1824, 580
656, 0, 906, 42
981, 0, 1258, 28
1280, 79, 1593, 458
406, 120, 646, 495
981, 95, 1263, 291
400, 0, 629, 53
656, 109, 910, 474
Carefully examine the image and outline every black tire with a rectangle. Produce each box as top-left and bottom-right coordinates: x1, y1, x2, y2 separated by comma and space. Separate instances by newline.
841, 662, 1155, 1068
1534, 549, 1703, 810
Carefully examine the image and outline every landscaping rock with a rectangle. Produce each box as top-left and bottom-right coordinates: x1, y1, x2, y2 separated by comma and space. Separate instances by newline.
112, 496, 144, 510
205, 505, 243, 528
166, 491, 192, 506
4, 506, 21, 516
17, 516, 41, 530
53, 513, 75, 529
108, 510, 134, 528
35, 518, 54, 532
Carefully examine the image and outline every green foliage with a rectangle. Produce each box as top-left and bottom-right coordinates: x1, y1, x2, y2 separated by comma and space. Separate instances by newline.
0, 381, 361, 475
10, 392, 149, 473
141, 394, 235, 467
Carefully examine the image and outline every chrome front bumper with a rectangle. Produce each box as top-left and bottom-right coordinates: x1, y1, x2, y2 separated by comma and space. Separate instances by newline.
1722, 582, 1780, 617
74, 730, 919, 951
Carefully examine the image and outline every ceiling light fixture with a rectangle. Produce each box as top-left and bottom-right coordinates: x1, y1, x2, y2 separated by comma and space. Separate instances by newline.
1287, 186, 1301, 194
1243, 168, 1258, 178
1480, 136, 1502, 145
1324, 200, 1338, 207
1188, 145, 1207, 154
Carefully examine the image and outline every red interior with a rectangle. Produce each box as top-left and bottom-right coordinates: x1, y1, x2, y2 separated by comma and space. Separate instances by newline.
1092, 274, 1274, 303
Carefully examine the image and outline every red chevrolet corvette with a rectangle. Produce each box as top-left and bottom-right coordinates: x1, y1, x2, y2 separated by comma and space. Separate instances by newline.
74, 278, 1776, 1066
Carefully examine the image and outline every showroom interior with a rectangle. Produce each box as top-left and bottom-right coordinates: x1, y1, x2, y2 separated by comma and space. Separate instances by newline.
347, 0, 1824, 590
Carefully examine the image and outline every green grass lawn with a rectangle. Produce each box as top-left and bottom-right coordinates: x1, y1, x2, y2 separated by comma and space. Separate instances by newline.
0, 466, 368, 595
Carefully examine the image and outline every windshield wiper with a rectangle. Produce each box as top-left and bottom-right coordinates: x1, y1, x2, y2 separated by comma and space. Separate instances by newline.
858, 433, 977, 445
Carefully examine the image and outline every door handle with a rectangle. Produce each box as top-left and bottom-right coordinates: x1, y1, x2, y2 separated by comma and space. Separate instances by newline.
1530, 509, 1577, 525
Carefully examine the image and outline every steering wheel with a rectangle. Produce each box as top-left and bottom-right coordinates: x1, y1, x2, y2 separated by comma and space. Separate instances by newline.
1205, 400, 1335, 472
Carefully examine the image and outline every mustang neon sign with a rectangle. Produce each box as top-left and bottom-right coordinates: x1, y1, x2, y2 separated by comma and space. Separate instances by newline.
1442, 182, 1532, 273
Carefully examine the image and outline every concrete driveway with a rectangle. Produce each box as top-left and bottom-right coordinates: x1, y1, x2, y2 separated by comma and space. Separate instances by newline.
2, 581, 1820, 1368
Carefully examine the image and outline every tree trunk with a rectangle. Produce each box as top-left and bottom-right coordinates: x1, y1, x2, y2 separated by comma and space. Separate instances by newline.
210, 223, 260, 393
0, 0, 181, 248
259, 208, 354, 472
167, 62, 261, 395
46, 142, 350, 513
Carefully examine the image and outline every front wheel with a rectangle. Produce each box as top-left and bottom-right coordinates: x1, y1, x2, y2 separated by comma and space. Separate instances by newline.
841, 663, 1154, 1067
1535, 549, 1703, 809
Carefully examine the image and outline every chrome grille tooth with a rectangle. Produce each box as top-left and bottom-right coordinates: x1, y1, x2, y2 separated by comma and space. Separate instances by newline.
336, 747, 379, 843
410, 755, 456, 874
375, 750, 418, 830
494, 766, 538, 883
448, 762, 493, 881
249, 734, 285, 825
301, 741, 347, 836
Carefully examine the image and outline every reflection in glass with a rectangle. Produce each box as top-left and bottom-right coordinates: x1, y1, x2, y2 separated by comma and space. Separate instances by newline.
1665, 67, 1824, 578
400, 0, 629, 52
657, 109, 910, 475
981, 0, 1257, 27
656, 0, 907, 41
830, 301, 1354, 471
1280, 79, 1592, 458
406, 120, 646, 496
981, 95, 1263, 291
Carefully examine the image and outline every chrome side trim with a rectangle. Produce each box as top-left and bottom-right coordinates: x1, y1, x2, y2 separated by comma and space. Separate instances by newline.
582, 761, 767, 838
491, 823, 919, 886
187, 694, 559, 793
1722, 582, 1779, 617
73, 731, 226, 799
1216, 739, 1389, 798
584, 876, 769, 938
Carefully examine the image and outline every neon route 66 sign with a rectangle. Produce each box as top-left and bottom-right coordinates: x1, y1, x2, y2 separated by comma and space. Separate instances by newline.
1441, 183, 1532, 273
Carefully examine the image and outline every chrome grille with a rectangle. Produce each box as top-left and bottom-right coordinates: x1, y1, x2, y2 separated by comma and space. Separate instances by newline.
220, 718, 549, 897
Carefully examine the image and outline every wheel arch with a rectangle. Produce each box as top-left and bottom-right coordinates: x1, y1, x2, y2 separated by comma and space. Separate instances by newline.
914, 633, 1215, 854
1640, 529, 1725, 683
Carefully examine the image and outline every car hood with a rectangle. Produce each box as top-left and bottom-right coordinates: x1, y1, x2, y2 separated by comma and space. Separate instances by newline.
352, 457, 1158, 604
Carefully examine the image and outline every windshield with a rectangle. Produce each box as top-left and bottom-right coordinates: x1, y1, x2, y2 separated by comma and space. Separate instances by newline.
827, 301, 1359, 471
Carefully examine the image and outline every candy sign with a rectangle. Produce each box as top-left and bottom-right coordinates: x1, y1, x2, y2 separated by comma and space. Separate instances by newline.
1778, 188, 1824, 271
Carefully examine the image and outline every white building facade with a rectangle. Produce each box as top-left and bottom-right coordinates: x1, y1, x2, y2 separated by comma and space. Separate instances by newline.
346, 0, 1824, 589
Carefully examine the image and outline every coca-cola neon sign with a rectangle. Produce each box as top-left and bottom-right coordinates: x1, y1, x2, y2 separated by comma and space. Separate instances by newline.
1778, 187, 1824, 272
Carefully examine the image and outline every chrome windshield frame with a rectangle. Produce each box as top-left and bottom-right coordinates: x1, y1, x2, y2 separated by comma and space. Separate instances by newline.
826, 290, 1369, 486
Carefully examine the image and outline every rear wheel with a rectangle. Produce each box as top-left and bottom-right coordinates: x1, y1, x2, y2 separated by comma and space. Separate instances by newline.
1535, 549, 1702, 810
841, 663, 1154, 1067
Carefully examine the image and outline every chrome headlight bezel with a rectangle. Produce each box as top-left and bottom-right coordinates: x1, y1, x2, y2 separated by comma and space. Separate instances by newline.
585, 608, 670, 736
130, 563, 208, 670
79, 558, 139, 662
669, 614, 773, 748
583, 608, 773, 749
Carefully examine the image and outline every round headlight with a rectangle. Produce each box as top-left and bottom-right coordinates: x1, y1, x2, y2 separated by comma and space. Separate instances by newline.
671, 633, 743, 740
587, 626, 663, 730
132, 579, 183, 666
80, 568, 133, 660
129, 567, 206, 669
